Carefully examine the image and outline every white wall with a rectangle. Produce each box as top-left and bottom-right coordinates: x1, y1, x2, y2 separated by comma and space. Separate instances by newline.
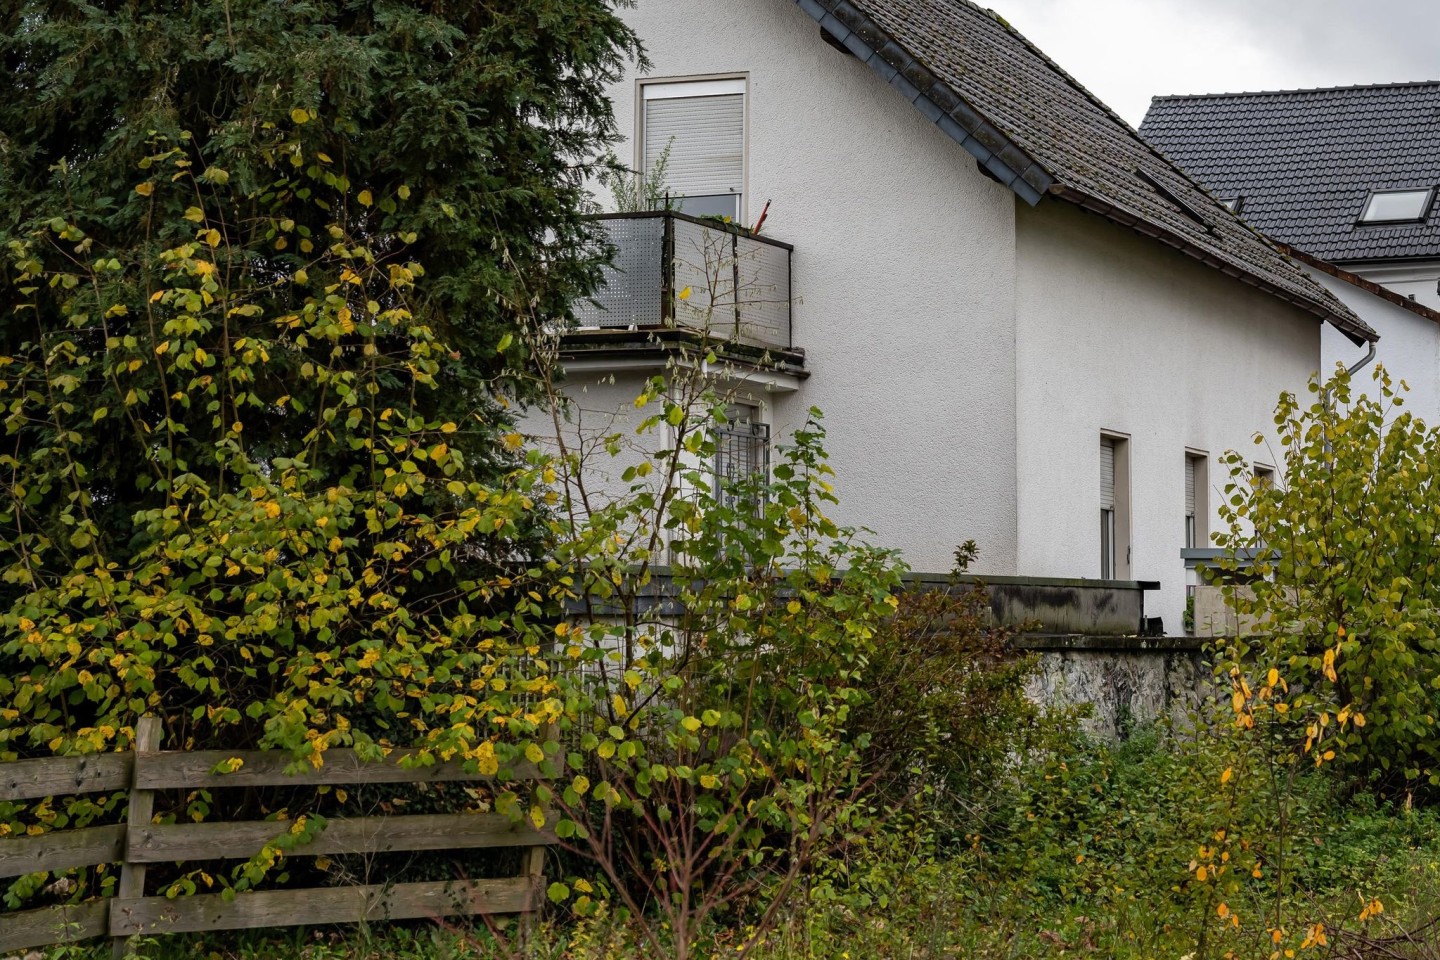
1312, 268, 1440, 427
1014, 200, 1322, 633
588, 0, 1024, 574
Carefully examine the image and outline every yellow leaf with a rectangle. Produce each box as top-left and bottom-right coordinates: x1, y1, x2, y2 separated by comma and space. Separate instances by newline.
204, 229, 222, 248
291, 107, 311, 124
700, 774, 719, 789
529, 806, 546, 829
1266, 668, 1279, 688
440, 422, 457, 434
681, 716, 702, 733
358, 190, 374, 207
678, 286, 692, 301
134, 182, 154, 197
398, 184, 412, 200
184, 206, 205, 223
525, 742, 545, 764
1220, 767, 1233, 785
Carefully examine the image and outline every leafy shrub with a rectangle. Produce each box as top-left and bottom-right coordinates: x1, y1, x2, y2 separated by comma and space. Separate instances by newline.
1215, 366, 1440, 790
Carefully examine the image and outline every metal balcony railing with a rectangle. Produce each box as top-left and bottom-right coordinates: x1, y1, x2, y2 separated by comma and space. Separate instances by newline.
575, 212, 794, 353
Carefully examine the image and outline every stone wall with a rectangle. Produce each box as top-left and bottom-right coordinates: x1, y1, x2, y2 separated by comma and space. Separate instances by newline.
1021, 636, 1217, 739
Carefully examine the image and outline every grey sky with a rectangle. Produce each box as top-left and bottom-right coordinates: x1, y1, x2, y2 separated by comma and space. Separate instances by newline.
991, 0, 1440, 126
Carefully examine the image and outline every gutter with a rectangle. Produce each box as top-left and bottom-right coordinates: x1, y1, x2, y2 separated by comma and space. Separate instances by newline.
1051, 184, 1379, 346
1276, 245, 1440, 328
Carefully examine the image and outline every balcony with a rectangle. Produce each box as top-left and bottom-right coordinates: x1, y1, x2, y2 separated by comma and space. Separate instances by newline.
573, 212, 797, 362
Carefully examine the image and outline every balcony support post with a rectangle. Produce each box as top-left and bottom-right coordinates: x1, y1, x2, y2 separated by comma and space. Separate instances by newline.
661, 213, 675, 326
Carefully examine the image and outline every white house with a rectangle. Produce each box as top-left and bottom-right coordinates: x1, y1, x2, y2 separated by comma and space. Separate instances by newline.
1143, 83, 1440, 425
523, 0, 1375, 635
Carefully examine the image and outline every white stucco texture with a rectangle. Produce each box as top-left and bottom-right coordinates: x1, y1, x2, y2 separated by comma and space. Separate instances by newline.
1014, 200, 1322, 634
602, 0, 1023, 574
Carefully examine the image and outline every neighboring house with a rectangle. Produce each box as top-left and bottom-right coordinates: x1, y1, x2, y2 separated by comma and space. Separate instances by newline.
523, 0, 1375, 635
1142, 83, 1440, 421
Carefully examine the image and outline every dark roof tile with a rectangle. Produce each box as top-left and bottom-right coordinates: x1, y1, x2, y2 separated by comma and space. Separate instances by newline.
1141, 83, 1440, 263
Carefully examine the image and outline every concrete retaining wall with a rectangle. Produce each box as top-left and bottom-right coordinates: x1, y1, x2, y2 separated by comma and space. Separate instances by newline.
1022, 636, 1216, 739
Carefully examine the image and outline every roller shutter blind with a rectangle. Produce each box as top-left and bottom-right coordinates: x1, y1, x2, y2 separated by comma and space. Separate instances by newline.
1100, 438, 1116, 511
1185, 457, 1197, 518
643, 81, 744, 214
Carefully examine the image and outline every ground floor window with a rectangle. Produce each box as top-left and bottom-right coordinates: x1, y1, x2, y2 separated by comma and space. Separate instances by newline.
715, 404, 769, 513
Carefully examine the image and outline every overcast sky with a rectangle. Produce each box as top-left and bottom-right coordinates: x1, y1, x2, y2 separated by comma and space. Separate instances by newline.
991, 0, 1440, 126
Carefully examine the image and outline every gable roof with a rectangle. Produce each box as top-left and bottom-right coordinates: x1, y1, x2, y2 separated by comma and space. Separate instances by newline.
1141, 82, 1440, 264
792, 0, 1377, 344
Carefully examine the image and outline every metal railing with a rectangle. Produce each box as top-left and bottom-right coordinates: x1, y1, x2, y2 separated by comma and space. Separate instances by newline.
575, 212, 794, 353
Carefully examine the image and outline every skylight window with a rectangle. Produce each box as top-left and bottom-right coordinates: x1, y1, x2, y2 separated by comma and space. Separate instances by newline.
1219, 196, 1244, 214
1359, 188, 1435, 224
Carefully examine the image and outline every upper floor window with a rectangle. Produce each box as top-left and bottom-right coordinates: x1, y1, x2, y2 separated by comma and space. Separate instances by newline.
1253, 463, 1275, 488
1358, 188, 1435, 224
641, 78, 745, 221
1219, 196, 1244, 214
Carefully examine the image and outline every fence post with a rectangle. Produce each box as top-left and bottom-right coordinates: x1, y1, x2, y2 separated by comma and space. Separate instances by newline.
517, 721, 556, 944
111, 716, 161, 959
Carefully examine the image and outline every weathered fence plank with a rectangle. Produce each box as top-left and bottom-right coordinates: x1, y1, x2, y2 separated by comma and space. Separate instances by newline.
134, 749, 542, 790
112, 717, 161, 959
127, 813, 556, 863
0, 754, 132, 803
0, 824, 126, 878
0, 900, 110, 953
108, 877, 534, 935
2, 722, 551, 952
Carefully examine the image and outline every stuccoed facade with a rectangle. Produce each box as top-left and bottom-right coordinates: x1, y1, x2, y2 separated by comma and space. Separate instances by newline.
1143, 83, 1440, 425
522, 0, 1375, 636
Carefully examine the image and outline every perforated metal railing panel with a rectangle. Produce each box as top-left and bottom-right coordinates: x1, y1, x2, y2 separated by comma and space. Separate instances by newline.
735, 233, 790, 349
575, 217, 664, 329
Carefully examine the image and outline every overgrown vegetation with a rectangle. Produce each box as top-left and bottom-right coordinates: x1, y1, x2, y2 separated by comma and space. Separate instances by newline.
6, 2, 1440, 954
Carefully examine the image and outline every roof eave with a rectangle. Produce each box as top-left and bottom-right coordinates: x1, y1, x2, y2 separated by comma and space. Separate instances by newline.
1280, 245, 1440, 330
1051, 184, 1379, 345
794, 0, 1054, 205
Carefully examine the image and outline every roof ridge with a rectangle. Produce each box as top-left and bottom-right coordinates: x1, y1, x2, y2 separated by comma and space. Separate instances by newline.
1151, 79, 1440, 102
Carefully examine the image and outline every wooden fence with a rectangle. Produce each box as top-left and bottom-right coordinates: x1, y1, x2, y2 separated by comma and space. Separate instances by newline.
0, 718, 555, 954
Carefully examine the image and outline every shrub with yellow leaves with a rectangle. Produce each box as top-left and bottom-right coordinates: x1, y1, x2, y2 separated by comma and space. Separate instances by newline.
1215, 366, 1440, 794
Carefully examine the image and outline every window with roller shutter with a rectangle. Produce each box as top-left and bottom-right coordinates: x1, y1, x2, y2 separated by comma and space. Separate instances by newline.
641, 78, 745, 221
1185, 452, 1207, 550
1101, 437, 1116, 579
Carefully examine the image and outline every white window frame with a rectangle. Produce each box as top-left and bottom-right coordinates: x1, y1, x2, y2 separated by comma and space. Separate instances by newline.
1185, 450, 1208, 551
636, 74, 750, 224
1100, 432, 1132, 580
